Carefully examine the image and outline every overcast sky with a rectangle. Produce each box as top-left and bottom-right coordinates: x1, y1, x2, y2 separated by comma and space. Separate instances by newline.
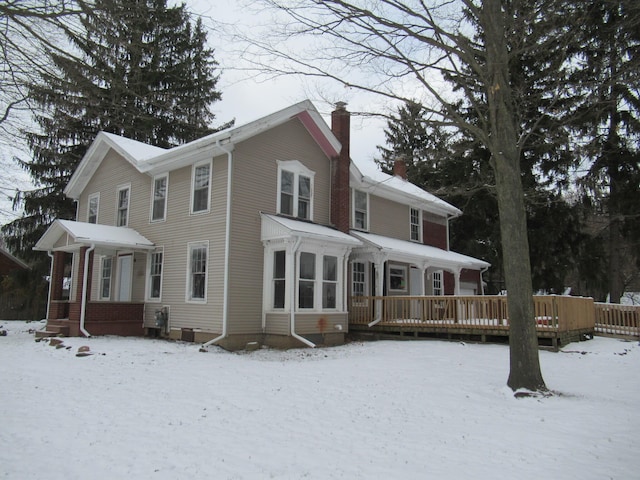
0, 1, 391, 226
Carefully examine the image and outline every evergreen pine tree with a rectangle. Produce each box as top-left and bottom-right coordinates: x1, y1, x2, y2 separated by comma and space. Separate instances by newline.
568, 0, 640, 302
3, 0, 229, 264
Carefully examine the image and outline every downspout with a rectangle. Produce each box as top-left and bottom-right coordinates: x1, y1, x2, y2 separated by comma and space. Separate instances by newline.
202, 140, 234, 348
45, 251, 54, 321
290, 236, 316, 348
79, 244, 95, 337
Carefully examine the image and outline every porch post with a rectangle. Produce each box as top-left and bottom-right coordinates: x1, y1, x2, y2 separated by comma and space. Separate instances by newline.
453, 268, 462, 295
373, 253, 386, 322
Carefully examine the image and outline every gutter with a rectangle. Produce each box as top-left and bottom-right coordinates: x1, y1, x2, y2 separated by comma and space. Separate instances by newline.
79, 244, 96, 337
290, 236, 316, 348
202, 140, 234, 348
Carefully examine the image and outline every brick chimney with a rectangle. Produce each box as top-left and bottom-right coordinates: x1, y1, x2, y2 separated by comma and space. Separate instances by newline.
393, 158, 407, 180
331, 102, 351, 233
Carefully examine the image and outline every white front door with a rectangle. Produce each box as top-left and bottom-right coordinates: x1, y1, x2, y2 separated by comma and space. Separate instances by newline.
117, 255, 133, 301
410, 266, 423, 319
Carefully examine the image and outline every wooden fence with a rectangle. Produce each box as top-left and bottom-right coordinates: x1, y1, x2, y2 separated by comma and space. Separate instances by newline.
349, 295, 595, 334
594, 303, 640, 338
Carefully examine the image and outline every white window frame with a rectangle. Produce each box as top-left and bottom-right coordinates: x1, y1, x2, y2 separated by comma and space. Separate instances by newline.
433, 270, 443, 296
272, 250, 286, 309
296, 249, 344, 312
87, 193, 99, 224
186, 241, 208, 303
351, 261, 368, 298
352, 189, 369, 231
116, 184, 131, 227
277, 160, 315, 220
388, 263, 408, 293
410, 207, 422, 242
99, 256, 112, 300
150, 173, 168, 222
146, 248, 164, 301
190, 161, 211, 215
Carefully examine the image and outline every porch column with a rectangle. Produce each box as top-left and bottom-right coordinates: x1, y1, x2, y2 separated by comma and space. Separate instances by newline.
373, 253, 386, 321
50, 251, 66, 302
420, 263, 429, 296
453, 268, 461, 295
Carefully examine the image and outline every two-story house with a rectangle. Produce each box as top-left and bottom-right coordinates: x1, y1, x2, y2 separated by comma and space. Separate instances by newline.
34, 100, 489, 349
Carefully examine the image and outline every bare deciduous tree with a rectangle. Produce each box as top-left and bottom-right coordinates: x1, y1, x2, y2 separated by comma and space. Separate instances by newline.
234, 0, 575, 392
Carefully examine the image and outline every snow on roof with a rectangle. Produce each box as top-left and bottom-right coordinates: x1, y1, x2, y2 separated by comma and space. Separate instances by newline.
34, 220, 155, 252
100, 132, 167, 162
261, 214, 361, 246
351, 159, 462, 217
351, 230, 490, 269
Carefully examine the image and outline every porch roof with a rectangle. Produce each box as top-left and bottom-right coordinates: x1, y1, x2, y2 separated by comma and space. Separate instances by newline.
34, 220, 155, 252
261, 213, 362, 247
350, 231, 490, 271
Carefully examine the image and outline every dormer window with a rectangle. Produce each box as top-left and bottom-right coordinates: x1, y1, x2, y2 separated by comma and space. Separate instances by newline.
353, 190, 369, 231
277, 160, 314, 220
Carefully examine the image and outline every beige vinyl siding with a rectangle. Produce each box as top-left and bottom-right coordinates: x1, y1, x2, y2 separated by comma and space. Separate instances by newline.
265, 313, 289, 335
226, 119, 333, 335
294, 313, 347, 334
138, 157, 228, 332
77, 149, 227, 333
368, 194, 413, 241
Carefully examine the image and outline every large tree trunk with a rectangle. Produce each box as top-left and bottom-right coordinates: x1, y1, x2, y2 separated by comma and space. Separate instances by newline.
481, 0, 546, 392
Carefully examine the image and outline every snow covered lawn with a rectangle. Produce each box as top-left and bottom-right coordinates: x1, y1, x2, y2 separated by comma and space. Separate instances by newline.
1, 321, 638, 479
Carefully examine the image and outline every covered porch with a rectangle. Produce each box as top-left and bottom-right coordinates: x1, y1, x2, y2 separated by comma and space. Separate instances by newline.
34, 220, 155, 337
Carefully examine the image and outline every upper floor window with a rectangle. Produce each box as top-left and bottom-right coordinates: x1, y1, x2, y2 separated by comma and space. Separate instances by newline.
151, 174, 168, 222
277, 160, 314, 220
191, 161, 211, 214
410, 207, 421, 242
116, 185, 130, 227
87, 193, 99, 224
187, 241, 208, 302
353, 190, 368, 230
147, 249, 163, 300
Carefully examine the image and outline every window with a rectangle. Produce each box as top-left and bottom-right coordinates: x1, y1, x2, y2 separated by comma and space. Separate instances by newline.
322, 255, 337, 309
147, 250, 163, 300
191, 162, 211, 214
410, 208, 421, 242
277, 160, 314, 220
352, 262, 366, 297
273, 250, 286, 309
298, 252, 315, 309
151, 174, 168, 222
100, 257, 112, 299
87, 193, 99, 224
433, 270, 443, 296
116, 185, 130, 226
389, 264, 407, 293
353, 190, 368, 230
187, 242, 208, 301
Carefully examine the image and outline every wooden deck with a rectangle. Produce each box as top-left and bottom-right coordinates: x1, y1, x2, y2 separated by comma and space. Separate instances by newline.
348, 295, 596, 349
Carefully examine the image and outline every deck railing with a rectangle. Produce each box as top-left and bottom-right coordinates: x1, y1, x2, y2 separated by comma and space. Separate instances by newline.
594, 303, 640, 338
349, 295, 595, 332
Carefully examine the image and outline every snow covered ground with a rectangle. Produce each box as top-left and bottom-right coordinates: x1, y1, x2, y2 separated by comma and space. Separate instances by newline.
1, 321, 638, 479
